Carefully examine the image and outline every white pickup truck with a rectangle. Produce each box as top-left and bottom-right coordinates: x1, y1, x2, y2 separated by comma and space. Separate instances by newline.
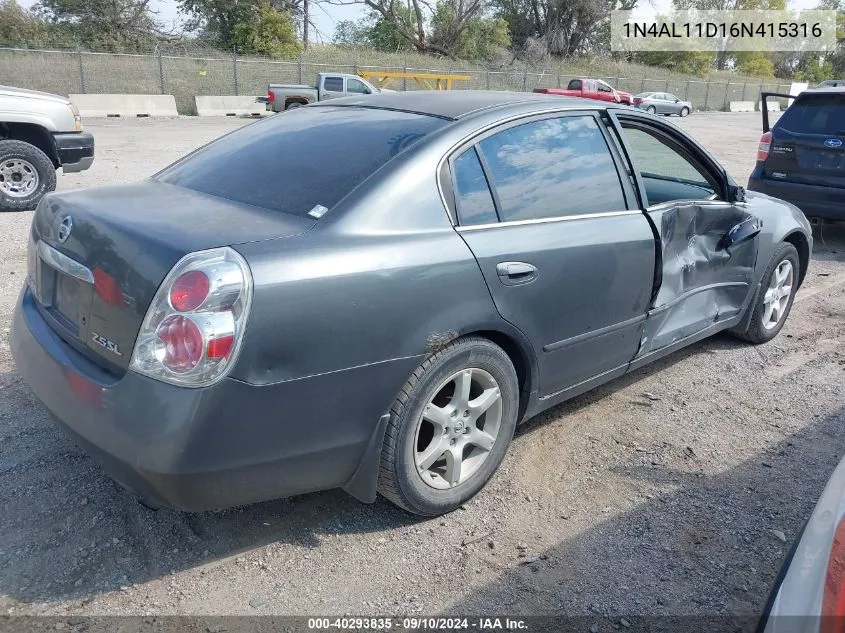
0, 85, 94, 212
259, 72, 385, 112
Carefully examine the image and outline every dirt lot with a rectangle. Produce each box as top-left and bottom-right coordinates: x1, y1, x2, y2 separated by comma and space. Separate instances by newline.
0, 113, 844, 626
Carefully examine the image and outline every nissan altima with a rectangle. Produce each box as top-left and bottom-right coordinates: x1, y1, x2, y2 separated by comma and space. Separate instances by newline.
11, 91, 812, 517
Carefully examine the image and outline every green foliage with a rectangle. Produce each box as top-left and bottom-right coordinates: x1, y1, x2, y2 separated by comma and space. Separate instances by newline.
735, 52, 775, 78
179, 0, 260, 48
633, 50, 714, 76
35, 0, 162, 49
232, 2, 300, 57
0, 0, 45, 45
332, 10, 413, 52
430, 1, 509, 59
795, 58, 834, 82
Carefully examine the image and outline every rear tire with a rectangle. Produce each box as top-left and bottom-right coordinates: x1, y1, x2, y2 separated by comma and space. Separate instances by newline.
285, 101, 303, 110
378, 336, 519, 516
730, 242, 800, 344
646, 105, 657, 114
0, 140, 56, 212
680, 106, 690, 117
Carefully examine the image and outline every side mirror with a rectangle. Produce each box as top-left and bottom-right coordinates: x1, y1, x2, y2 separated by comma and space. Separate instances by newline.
729, 184, 746, 203
675, 98, 680, 103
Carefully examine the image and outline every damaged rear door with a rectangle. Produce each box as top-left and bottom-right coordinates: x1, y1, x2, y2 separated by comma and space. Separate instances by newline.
612, 114, 761, 354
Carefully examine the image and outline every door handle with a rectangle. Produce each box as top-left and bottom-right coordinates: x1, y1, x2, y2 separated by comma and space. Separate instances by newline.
496, 261, 538, 285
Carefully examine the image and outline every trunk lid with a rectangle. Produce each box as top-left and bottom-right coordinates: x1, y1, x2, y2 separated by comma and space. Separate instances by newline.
29, 181, 315, 374
765, 92, 845, 188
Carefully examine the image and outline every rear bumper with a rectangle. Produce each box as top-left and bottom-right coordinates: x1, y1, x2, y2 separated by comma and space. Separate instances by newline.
748, 167, 845, 221
11, 286, 405, 511
53, 131, 94, 173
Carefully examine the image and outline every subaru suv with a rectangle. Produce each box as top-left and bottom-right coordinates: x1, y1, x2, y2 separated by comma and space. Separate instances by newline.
748, 87, 845, 221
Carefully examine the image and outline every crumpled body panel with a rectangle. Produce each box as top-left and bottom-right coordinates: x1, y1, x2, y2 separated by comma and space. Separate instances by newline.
641, 201, 759, 354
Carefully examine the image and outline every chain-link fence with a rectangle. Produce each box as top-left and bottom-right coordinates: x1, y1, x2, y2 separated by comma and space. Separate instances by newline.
0, 45, 797, 115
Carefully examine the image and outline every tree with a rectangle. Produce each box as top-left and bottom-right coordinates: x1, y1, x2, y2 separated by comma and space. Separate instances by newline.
327, 0, 487, 56
634, 50, 715, 76
35, 0, 165, 49
232, 2, 301, 56
493, 0, 638, 58
0, 0, 47, 46
734, 51, 775, 78
430, 1, 510, 60
332, 10, 413, 50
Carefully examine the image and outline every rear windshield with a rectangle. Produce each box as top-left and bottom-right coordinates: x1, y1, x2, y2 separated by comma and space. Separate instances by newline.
155, 106, 446, 216
776, 94, 845, 135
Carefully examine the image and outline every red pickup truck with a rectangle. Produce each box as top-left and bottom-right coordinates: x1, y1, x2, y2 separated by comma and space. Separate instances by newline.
534, 78, 633, 105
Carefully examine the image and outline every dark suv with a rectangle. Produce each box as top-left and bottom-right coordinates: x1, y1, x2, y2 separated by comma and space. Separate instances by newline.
747, 87, 845, 221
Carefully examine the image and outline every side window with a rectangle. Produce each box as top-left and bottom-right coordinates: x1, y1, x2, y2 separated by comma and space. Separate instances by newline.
347, 78, 370, 94
478, 115, 626, 222
597, 82, 612, 93
567, 79, 582, 90
620, 125, 717, 205
323, 77, 343, 92
452, 148, 498, 226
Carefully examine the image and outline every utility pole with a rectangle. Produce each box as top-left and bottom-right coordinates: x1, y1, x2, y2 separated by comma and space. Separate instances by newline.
303, 0, 309, 49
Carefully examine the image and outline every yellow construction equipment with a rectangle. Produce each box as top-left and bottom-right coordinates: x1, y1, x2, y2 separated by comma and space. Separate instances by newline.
358, 70, 471, 91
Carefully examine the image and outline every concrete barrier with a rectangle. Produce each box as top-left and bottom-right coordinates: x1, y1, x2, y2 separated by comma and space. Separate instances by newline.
758, 100, 781, 112
728, 101, 755, 112
195, 96, 266, 117
69, 94, 178, 118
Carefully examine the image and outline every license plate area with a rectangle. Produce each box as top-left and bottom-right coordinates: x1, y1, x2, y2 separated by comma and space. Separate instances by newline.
35, 249, 94, 339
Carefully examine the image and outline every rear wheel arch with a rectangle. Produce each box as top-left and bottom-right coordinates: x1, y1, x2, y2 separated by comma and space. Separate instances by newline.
783, 231, 809, 288
467, 329, 535, 423
1, 122, 58, 167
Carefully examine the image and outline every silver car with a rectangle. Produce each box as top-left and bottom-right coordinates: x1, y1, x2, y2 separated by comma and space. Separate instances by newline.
760, 454, 845, 631
633, 92, 692, 117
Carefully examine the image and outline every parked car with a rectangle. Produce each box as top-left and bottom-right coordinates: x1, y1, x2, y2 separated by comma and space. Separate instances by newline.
12, 91, 812, 517
0, 85, 94, 212
534, 78, 633, 105
632, 92, 692, 117
819, 79, 845, 87
758, 453, 845, 632
748, 87, 844, 221
259, 72, 383, 112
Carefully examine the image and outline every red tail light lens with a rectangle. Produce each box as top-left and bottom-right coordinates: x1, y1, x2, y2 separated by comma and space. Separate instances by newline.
267, 90, 275, 103
822, 519, 845, 633
757, 131, 772, 162
156, 315, 203, 373
170, 270, 210, 312
130, 247, 252, 387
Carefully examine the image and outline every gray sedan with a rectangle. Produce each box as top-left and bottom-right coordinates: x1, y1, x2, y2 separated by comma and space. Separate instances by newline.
12, 91, 811, 517
633, 91, 693, 116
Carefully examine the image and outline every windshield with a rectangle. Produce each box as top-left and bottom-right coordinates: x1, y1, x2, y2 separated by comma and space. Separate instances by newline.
776, 94, 845, 135
155, 106, 446, 216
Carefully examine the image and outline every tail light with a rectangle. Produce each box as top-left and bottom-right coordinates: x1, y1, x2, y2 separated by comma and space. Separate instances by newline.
267, 90, 275, 104
757, 131, 772, 162
822, 519, 845, 633
633, 97, 643, 105
130, 247, 252, 387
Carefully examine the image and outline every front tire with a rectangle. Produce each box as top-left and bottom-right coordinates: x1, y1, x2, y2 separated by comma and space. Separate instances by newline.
730, 243, 800, 344
680, 106, 690, 117
378, 337, 519, 516
0, 140, 56, 212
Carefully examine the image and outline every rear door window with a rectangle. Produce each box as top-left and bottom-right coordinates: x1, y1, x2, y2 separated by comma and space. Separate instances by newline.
155, 107, 445, 216
452, 148, 498, 225
477, 115, 626, 221
568, 79, 582, 90
776, 94, 845, 134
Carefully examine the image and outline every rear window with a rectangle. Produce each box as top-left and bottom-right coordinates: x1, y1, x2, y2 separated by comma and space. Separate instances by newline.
155, 107, 445, 216
776, 95, 845, 134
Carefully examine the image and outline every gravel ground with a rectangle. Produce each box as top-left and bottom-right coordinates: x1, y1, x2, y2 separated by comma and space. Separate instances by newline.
0, 112, 843, 624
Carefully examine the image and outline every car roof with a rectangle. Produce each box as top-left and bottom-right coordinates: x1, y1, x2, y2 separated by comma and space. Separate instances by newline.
314, 90, 609, 121
801, 86, 845, 94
